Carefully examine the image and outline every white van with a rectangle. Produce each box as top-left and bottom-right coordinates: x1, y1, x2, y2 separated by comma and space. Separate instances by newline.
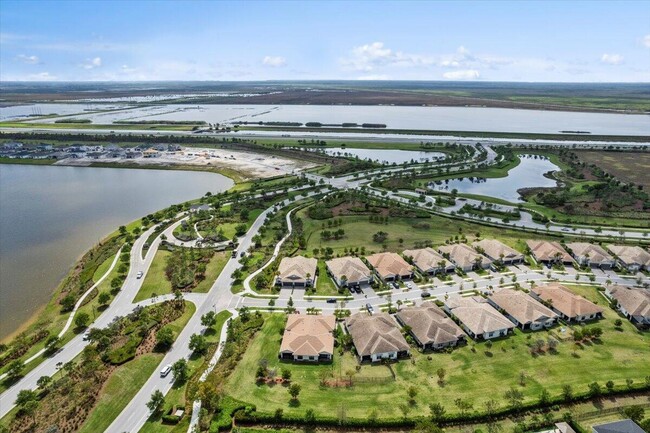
160, 364, 172, 378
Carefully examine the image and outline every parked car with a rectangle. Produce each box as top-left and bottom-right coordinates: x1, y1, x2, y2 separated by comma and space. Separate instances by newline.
239, 251, 245, 258
231, 251, 237, 258
420, 291, 431, 298
392, 282, 399, 290
136, 271, 143, 279
160, 364, 172, 378
366, 303, 374, 313
326, 298, 337, 303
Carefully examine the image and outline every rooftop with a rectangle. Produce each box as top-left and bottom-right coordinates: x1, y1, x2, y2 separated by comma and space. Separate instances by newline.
346, 313, 409, 357
402, 247, 452, 272
473, 239, 523, 261
489, 288, 558, 324
608, 285, 650, 318
326, 256, 373, 282
445, 296, 514, 335
606, 245, 650, 267
395, 302, 465, 346
278, 256, 317, 283
438, 243, 490, 269
566, 242, 614, 264
526, 240, 573, 262
280, 314, 335, 357
366, 252, 412, 278
531, 284, 603, 318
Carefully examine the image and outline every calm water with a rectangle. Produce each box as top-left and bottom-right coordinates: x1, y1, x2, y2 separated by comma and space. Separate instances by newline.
318, 147, 445, 164
6, 103, 649, 135
429, 155, 559, 202
0, 164, 232, 339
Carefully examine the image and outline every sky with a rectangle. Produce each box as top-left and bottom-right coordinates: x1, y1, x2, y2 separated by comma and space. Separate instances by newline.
1, 0, 649, 82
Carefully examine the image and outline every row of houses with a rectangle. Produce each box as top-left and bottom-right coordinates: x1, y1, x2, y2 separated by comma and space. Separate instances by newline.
529, 240, 650, 272
0, 142, 182, 161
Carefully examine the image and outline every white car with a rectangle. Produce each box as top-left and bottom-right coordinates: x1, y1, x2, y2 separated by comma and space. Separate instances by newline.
136, 271, 144, 279
160, 364, 172, 378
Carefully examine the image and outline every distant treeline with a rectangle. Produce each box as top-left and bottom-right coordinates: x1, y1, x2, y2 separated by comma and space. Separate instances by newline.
54, 118, 92, 124
232, 121, 386, 128
114, 120, 207, 125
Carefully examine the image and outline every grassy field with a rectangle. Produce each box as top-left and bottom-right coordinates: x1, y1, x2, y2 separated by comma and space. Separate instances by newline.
134, 250, 229, 302
224, 286, 650, 420
314, 261, 340, 296
576, 151, 650, 190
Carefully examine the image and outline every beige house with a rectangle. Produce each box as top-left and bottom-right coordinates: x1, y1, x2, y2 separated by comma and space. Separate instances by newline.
473, 239, 524, 265
276, 256, 317, 287
395, 303, 466, 350
606, 245, 650, 272
326, 256, 373, 288
279, 315, 335, 362
438, 243, 491, 272
402, 247, 454, 275
443, 296, 514, 340
345, 313, 410, 362
566, 243, 616, 269
488, 289, 558, 330
605, 285, 650, 325
530, 284, 603, 322
526, 240, 573, 265
366, 252, 413, 281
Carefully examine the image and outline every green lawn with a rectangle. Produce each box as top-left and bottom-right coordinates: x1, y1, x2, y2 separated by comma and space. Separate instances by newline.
224, 288, 650, 420
134, 250, 228, 302
314, 261, 340, 296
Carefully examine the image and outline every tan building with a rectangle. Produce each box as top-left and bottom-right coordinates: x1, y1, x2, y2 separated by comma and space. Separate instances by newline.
605, 285, 650, 325
402, 247, 454, 275
530, 284, 603, 322
395, 302, 466, 350
345, 313, 410, 362
443, 296, 514, 340
279, 315, 335, 362
326, 256, 373, 288
488, 288, 558, 330
566, 243, 616, 269
438, 243, 491, 272
473, 239, 524, 265
526, 240, 573, 265
365, 252, 413, 281
606, 245, 650, 272
276, 256, 317, 287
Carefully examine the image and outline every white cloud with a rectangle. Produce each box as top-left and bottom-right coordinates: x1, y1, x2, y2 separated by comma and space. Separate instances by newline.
341, 42, 434, 71
600, 53, 624, 65
262, 56, 286, 67
81, 57, 102, 69
442, 69, 480, 80
643, 34, 650, 48
17, 54, 40, 64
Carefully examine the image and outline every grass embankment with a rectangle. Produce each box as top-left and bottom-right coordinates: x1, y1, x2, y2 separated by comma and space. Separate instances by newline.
225, 291, 649, 421
0, 157, 56, 165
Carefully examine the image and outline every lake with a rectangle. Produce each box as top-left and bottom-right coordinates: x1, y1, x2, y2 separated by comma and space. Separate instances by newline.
316, 147, 445, 164
428, 155, 559, 202
0, 164, 233, 339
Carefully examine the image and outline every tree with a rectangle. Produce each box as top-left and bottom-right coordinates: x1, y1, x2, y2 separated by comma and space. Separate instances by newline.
15, 389, 38, 407
305, 408, 316, 424
201, 311, 217, 328
147, 390, 165, 413
281, 368, 292, 381
189, 333, 208, 355
414, 419, 444, 433
588, 382, 602, 397
622, 405, 644, 422
436, 367, 446, 385
75, 312, 90, 329
562, 384, 573, 401
407, 386, 418, 404
155, 326, 174, 351
429, 402, 446, 422
98, 291, 110, 306
44, 335, 61, 353
37, 375, 52, 389
61, 295, 75, 312
288, 383, 301, 401
504, 387, 524, 410
172, 359, 189, 383
539, 388, 550, 405
454, 398, 473, 416
7, 360, 24, 380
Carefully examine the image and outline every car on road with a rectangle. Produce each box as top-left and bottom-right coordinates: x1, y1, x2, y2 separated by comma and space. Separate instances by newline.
239, 251, 245, 258
160, 364, 172, 378
420, 291, 431, 298
231, 251, 237, 258
136, 271, 143, 279
365, 303, 374, 314
326, 298, 337, 303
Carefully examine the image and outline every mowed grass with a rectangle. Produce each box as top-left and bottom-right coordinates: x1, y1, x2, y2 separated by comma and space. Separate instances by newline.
133, 250, 229, 302
314, 261, 340, 296
224, 286, 650, 420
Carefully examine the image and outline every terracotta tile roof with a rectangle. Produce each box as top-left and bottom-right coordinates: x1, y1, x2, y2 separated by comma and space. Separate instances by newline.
531, 283, 603, 318
445, 296, 514, 335
280, 314, 335, 357
278, 256, 317, 284
402, 248, 452, 272
606, 245, 650, 267
608, 286, 650, 319
326, 256, 372, 283
526, 240, 573, 262
473, 239, 523, 262
395, 302, 465, 346
489, 288, 558, 324
365, 252, 413, 278
345, 313, 409, 357
438, 243, 490, 269
566, 243, 614, 265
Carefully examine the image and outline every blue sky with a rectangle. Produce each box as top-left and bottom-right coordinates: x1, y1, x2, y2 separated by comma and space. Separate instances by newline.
1, 0, 649, 82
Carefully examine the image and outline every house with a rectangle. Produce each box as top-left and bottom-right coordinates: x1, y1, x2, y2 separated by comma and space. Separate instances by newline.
189, 203, 211, 213
566, 243, 616, 269
276, 256, 317, 287
326, 256, 373, 288
31, 151, 54, 160
125, 151, 142, 159
168, 144, 182, 152
606, 245, 650, 272
526, 240, 573, 265
530, 284, 603, 322
605, 285, 650, 325
443, 296, 514, 340
488, 289, 558, 330
395, 302, 466, 350
438, 243, 492, 272
473, 239, 524, 265
592, 419, 646, 433
365, 252, 413, 281
345, 313, 410, 362
86, 152, 105, 160
279, 315, 335, 362
2, 142, 23, 150
402, 247, 454, 275
38, 143, 53, 151
142, 148, 160, 158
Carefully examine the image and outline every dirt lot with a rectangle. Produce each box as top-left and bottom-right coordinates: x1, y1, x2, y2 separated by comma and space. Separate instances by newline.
576, 151, 650, 189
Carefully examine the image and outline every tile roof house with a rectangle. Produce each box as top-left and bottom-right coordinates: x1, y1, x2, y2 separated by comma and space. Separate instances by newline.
402, 247, 454, 275
345, 313, 410, 362
605, 285, 650, 325
592, 419, 646, 433
438, 243, 492, 272
443, 296, 514, 340
473, 239, 524, 265
526, 240, 574, 265
276, 256, 317, 287
566, 243, 616, 269
606, 245, 650, 272
530, 284, 603, 322
365, 252, 413, 281
279, 315, 335, 362
488, 289, 558, 330
326, 256, 373, 288
189, 203, 212, 213
395, 302, 466, 350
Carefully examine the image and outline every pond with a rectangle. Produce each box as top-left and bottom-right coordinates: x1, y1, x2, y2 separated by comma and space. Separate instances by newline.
428, 155, 559, 202
316, 147, 446, 164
